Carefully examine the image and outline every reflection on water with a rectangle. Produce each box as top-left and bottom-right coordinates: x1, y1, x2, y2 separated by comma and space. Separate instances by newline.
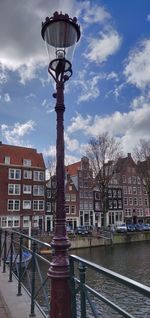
72, 241, 150, 317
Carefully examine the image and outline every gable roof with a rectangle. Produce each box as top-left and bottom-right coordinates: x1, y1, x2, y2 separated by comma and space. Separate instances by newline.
65, 161, 81, 176
0, 143, 45, 168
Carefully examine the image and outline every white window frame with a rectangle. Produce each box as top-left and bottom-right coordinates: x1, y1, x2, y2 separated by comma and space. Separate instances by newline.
33, 171, 44, 181
23, 200, 31, 209
33, 200, 44, 210
33, 185, 44, 196
5, 156, 10, 164
9, 169, 21, 180
8, 200, 20, 211
23, 170, 32, 179
23, 159, 31, 167
8, 184, 21, 195
23, 185, 32, 194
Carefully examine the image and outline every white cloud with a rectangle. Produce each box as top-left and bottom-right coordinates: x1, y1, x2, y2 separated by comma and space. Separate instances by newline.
124, 39, 150, 89
1, 120, 35, 145
84, 29, 122, 64
43, 145, 56, 158
0, 0, 80, 83
67, 103, 150, 154
4, 93, 11, 102
41, 99, 54, 114
72, 70, 101, 103
67, 112, 92, 134
81, 1, 110, 24
147, 14, 150, 21
0, 64, 8, 84
65, 132, 79, 151
130, 92, 150, 109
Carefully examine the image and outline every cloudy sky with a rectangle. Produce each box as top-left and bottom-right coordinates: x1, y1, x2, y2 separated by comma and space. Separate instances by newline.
0, 0, 150, 165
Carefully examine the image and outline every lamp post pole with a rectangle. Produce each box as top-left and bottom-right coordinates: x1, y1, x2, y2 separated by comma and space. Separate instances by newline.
41, 12, 80, 317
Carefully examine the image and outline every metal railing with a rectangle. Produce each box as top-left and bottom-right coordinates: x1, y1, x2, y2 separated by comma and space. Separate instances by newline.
0, 229, 150, 317
70, 254, 150, 318
0, 229, 51, 317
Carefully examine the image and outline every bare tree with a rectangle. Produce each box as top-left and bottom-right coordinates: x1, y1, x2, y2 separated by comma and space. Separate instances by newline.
86, 132, 122, 227
46, 156, 56, 179
134, 139, 150, 207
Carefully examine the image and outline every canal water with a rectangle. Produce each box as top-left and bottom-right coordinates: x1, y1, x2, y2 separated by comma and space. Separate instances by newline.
72, 241, 150, 317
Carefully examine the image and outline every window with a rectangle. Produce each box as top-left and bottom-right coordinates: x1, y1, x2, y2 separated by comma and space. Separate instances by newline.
33, 185, 44, 196
46, 202, 51, 212
33, 200, 44, 210
117, 190, 122, 198
47, 189, 51, 198
137, 208, 143, 217
80, 203, 84, 209
71, 194, 76, 201
137, 176, 141, 184
124, 197, 128, 205
113, 200, 117, 209
2, 217, 7, 227
8, 200, 20, 211
109, 200, 113, 209
138, 197, 142, 206
128, 186, 132, 194
33, 171, 44, 181
4, 156, 10, 164
113, 189, 117, 197
123, 186, 127, 194
145, 198, 148, 206
133, 197, 137, 205
65, 205, 70, 214
125, 208, 131, 217
23, 185, 32, 194
95, 202, 100, 211
122, 175, 126, 183
9, 169, 21, 180
95, 192, 100, 200
8, 184, 21, 195
23, 159, 31, 167
128, 177, 131, 184
65, 194, 70, 201
129, 197, 133, 205
132, 176, 136, 184
23, 200, 31, 209
71, 206, 76, 214
133, 187, 137, 195
118, 200, 122, 209
23, 170, 32, 179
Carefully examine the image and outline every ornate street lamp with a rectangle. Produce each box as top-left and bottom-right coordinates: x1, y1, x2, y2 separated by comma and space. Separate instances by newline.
41, 11, 80, 317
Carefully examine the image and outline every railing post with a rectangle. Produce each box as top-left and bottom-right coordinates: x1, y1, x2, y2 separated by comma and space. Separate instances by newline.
0, 228, 2, 266
29, 240, 36, 317
8, 232, 14, 282
3, 230, 7, 273
79, 262, 86, 318
17, 235, 23, 296
70, 257, 77, 318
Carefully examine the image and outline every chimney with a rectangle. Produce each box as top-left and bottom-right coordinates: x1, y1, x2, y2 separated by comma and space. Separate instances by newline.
127, 153, 131, 158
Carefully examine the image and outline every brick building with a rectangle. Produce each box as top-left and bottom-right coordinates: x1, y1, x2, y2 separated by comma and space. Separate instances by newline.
0, 143, 45, 230
115, 153, 150, 224
65, 157, 95, 228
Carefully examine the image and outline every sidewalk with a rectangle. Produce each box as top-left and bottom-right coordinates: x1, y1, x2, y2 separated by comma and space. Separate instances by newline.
0, 291, 11, 318
0, 265, 43, 318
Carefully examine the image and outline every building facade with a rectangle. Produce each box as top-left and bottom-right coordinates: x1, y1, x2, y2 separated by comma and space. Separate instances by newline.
115, 153, 150, 224
0, 143, 45, 230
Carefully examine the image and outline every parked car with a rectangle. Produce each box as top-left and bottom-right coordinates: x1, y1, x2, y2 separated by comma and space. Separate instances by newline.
115, 223, 127, 233
127, 224, 136, 232
135, 223, 144, 231
75, 226, 88, 235
143, 224, 150, 231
